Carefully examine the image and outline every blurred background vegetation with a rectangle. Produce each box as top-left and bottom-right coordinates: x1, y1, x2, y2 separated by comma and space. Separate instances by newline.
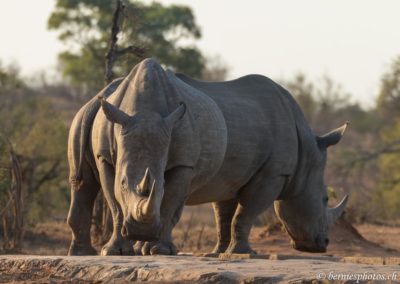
0, 0, 400, 251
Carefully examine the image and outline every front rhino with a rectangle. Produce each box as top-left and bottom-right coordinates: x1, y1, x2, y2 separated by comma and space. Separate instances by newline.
99, 96, 186, 242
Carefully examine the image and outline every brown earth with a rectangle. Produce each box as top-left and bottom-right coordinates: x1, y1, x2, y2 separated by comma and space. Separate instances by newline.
13, 205, 400, 258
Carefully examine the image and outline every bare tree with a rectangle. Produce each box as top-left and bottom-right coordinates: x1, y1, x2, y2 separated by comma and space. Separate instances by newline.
0, 134, 23, 252
105, 0, 145, 84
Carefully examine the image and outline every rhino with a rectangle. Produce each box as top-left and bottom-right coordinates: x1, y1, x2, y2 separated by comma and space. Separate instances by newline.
67, 58, 348, 256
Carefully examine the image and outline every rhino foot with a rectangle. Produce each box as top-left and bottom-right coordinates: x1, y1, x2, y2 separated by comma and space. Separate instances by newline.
101, 238, 134, 256
133, 241, 145, 255
211, 242, 230, 254
226, 241, 257, 255
68, 241, 97, 256
133, 240, 178, 255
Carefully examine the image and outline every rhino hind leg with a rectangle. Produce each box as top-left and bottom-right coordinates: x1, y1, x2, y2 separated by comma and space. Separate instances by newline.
212, 199, 238, 253
226, 170, 285, 255
67, 161, 99, 256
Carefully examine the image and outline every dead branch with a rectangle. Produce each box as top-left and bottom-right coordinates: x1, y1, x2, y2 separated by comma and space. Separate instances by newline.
179, 211, 194, 250
196, 223, 206, 250
0, 134, 23, 251
9, 144, 23, 249
105, 0, 146, 84
336, 139, 400, 176
105, 0, 125, 84
31, 160, 60, 193
116, 44, 146, 58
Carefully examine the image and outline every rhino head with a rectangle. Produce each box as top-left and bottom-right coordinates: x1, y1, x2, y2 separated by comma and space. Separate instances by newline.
274, 123, 349, 253
99, 97, 185, 241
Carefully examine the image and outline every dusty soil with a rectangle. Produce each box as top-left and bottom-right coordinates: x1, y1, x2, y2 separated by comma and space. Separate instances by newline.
14, 205, 400, 258
251, 217, 400, 258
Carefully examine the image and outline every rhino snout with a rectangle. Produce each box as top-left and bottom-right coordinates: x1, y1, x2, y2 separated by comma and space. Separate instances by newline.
291, 235, 329, 253
121, 217, 162, 241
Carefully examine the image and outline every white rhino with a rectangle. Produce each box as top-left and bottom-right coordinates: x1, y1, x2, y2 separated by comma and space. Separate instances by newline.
67, 58, 348, 256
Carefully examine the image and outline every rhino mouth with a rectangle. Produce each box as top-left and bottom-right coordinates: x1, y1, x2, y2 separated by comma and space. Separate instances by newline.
285, 227, 329, 253
121, 217, 162, 241
291, 240, 327, 253
290, 235, 329, 253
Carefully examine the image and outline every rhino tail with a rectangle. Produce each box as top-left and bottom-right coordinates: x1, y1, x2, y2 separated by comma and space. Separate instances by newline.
70, 177, 84, 191
68, 78, 124, 191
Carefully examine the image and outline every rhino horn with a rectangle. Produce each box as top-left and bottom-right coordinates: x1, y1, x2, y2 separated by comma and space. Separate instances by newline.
317, 122, 349, 148
140, 180, 159, 221
164, 103, 186, 129
138, 168, 150, 195
327, 194, 349, 227
98, 95, 130, 125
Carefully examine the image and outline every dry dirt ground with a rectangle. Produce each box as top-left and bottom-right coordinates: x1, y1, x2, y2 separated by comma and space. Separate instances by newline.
17, 205, 400, 258
1, 205, 400, 283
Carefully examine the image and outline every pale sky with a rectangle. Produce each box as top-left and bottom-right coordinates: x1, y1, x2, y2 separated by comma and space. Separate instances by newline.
2, 0, 400, 108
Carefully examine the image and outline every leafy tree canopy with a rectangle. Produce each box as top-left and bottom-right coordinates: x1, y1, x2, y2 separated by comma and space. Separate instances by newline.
48, 0, 205, 96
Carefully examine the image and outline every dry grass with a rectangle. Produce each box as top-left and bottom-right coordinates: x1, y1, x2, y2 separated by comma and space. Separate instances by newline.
173, 204, 216, 252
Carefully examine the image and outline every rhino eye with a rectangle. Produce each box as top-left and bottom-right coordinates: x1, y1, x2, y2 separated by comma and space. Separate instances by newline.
121, 177, 128, 191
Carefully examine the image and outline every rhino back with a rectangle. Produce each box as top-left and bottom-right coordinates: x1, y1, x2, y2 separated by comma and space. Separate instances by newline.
176, 74, 300, 204
68, 78, 123, 189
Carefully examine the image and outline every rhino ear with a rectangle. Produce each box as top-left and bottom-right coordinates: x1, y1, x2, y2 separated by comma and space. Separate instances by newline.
98, 95, 130, 125
164, 103, 186, 129
317, 122, 349, 148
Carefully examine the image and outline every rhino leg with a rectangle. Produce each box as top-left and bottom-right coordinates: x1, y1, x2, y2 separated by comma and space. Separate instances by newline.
97, 161, 134, 256
137, 166, 193, 255
68, 161, 99, 256
226, 171, 284, 255
212, 199, 238, 253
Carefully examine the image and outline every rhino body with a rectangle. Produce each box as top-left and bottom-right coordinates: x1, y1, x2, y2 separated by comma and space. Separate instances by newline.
67, 58, 347, 256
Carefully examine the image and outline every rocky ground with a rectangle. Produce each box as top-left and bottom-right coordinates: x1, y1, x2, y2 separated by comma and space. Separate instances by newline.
1, 254, 400, 283
1, 206, 399, 283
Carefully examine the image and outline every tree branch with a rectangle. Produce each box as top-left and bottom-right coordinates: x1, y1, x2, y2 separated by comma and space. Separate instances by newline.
105, 0, 125, 84
116, 44, 146, 58
31, 160, 61, 193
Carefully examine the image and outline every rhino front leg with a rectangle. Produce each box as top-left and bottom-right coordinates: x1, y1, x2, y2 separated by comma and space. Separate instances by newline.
97, 160, 134, 255
227, 172, 284, 254
68, 161, 99, 256
138, 166, 193, 255
212, 199, 238, 253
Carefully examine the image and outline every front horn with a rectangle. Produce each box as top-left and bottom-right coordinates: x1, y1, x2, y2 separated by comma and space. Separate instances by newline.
140, 180, 158, 221
327, 195, 349, 227
137, 168, 163, 223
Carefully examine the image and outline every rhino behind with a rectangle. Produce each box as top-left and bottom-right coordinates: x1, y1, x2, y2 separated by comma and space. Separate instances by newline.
67, 58, 348, 256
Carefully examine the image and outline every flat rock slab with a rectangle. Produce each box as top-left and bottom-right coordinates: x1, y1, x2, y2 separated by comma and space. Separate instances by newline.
1, 255, 399, 283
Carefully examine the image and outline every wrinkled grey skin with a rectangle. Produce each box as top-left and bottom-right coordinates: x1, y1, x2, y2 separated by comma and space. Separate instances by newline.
67, 58, 348, 256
